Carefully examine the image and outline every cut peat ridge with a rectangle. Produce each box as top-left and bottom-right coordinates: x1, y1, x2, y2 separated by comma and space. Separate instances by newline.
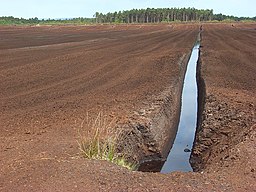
161, 41, 200, 173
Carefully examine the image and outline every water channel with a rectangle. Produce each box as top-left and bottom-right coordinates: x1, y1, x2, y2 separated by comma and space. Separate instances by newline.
161, 42, 200, 173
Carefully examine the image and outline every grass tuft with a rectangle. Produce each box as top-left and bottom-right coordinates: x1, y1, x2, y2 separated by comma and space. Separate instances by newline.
77, 112, 137, 170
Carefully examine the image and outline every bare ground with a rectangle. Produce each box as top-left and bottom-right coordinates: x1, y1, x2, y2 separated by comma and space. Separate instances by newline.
191, 23, 256, 190
0, 23, 255, 191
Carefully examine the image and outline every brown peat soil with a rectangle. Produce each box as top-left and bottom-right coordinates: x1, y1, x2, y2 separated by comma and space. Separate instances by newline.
0, 23, 255, 191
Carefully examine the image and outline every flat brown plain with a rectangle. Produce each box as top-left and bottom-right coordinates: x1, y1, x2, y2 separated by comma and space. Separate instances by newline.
192, 23, 256, 190
0, 23, 255, 191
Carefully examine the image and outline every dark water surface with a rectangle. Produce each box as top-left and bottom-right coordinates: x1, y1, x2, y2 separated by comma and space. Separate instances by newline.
161, 43, 200, 173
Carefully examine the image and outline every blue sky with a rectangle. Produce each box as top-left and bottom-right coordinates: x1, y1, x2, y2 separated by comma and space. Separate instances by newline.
1, 0, 255, 19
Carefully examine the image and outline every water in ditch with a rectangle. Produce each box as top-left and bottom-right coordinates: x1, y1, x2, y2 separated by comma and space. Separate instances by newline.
161, 42, 200, 173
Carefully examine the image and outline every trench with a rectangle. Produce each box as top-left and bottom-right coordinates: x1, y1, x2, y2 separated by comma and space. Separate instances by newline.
161, 41, 200, 173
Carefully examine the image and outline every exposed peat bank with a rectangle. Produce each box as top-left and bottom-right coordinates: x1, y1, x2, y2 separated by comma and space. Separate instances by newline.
138, 34, 202, 173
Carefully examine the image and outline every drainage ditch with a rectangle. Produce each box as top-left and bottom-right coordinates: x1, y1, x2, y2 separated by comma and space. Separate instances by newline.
161, 40, 200, 173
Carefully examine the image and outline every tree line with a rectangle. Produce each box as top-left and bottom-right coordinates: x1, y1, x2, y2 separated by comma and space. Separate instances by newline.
0, 16, 94, 25
213, 13, 255, 22
94, 8, 255, 23
94, 8, 214, 23
0, 8, 255, 25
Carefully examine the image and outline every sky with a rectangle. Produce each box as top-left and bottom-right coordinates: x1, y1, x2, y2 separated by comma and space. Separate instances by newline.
0, 0, 255, 19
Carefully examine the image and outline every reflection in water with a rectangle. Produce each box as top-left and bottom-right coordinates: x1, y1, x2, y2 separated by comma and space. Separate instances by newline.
161, 43, 200, 173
